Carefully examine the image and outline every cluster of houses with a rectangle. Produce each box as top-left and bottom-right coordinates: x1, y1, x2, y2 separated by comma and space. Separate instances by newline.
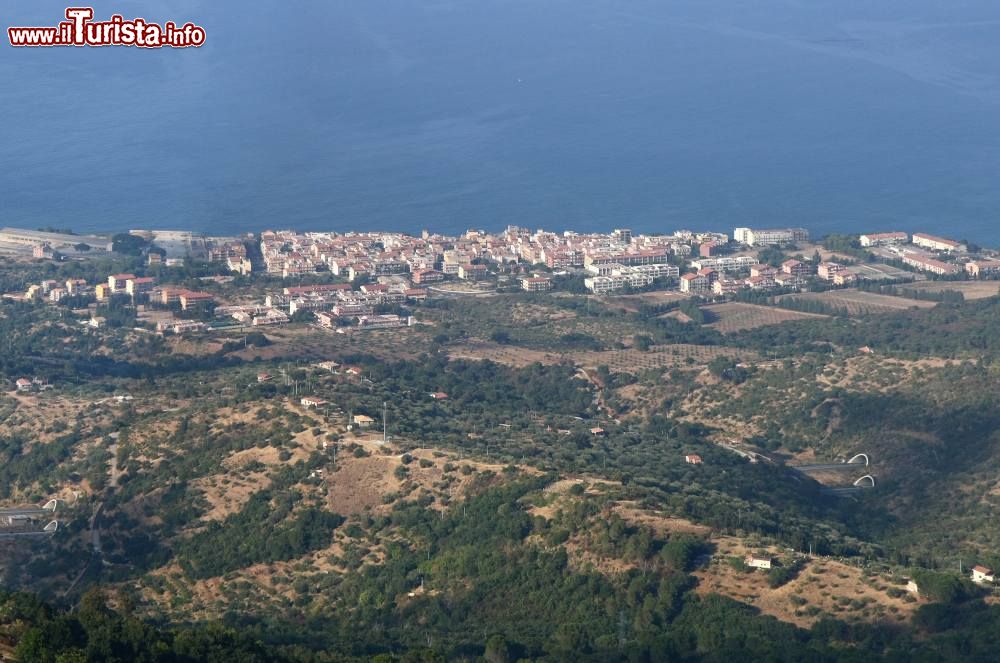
679, 258, 853, 295
11, 376, 51, 393
7, 272, 215, 312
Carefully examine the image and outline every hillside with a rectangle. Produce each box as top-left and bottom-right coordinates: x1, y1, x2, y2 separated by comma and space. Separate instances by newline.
3, 282, 1000, 659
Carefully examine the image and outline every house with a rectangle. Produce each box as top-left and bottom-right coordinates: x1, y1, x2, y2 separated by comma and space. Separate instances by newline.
685, 454, 703, 465
88, 317, 106, 329
906, 579, 920, 596
353, 414, 375, 428
257, 373, 272, 383
972, 565, 995, 585
430, 392, 449, 400
590, 427, 606, 436
745, 555, 773, 570
15, 378, 32, 392
300, 397, 328, 408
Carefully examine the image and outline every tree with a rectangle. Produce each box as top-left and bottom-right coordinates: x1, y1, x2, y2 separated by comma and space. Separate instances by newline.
73, 243, 91, 252
111, 233, 148, 256
484, 634, 513, 663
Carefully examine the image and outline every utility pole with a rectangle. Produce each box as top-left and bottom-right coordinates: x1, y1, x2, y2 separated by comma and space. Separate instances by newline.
383, 401, 387, 442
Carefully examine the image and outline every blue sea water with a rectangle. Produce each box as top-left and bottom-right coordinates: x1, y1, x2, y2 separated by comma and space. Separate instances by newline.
2, 1, 1000, 243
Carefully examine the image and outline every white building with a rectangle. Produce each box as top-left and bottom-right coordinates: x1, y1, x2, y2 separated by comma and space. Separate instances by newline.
734, 227, 809, 247
745, 555, 773, 570
912, 233, 966, 253
860, 232, 908, 247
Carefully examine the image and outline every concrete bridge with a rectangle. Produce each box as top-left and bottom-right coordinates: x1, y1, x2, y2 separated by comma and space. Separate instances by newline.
0, 500, 59, 537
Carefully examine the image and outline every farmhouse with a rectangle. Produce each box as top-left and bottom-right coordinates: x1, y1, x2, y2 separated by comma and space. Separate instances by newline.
300, 397, 327, 408
353, 414, 375, 428
745, 555, 773, 570
971, 565, 995, 585
685, 454, 703, 465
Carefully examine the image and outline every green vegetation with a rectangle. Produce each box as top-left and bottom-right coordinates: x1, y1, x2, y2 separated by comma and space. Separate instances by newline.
3, 261, 1000, 659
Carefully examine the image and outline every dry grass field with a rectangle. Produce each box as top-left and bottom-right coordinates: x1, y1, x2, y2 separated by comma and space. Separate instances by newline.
777, 289, 936, 316
694, 537, 919, 628
448, 340, 564, 367
703, 302, 829, 333
605, 291, 693, 312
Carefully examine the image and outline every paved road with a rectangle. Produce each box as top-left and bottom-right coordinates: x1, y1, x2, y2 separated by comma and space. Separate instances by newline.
0, 508, 50, 518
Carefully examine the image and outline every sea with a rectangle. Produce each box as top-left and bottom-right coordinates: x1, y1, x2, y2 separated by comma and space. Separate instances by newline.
3, 0, 1000, 244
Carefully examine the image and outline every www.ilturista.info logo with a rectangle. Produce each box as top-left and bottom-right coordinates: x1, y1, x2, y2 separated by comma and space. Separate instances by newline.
8, 7, 206, 48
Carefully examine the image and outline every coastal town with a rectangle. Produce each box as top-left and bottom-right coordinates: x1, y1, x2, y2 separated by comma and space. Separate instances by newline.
1, 224, 998, 337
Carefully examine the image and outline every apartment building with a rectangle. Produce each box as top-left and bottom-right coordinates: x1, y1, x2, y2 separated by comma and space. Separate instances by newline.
965, 260, 1000, 278
859, 232, 908, 247
901, 254, 961, 275
781, 259, 812, 277
912, 233, 966, 253
733, 227, 809, 246
107, 273, 136, 294
689, 256, 758, 273
125, 277, 156, 297
520, 276, 552, 292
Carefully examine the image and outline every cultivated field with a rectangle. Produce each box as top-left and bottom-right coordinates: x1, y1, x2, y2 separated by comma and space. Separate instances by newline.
777, 289, 936, 316
848, 263, 919, 282
902, 280, 1000, 300
702, 302, 828, 333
